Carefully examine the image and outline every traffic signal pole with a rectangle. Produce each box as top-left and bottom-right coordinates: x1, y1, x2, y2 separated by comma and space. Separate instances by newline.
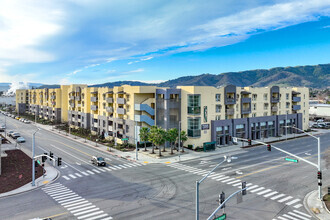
32, 128, 40, 186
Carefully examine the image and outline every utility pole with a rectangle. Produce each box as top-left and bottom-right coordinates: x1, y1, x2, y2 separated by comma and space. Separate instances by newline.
32, 128, 40, 186
135, 120, 138, 160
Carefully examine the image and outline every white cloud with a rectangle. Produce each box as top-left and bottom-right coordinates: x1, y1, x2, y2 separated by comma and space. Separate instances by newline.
322, 25, 330, 28
67, 69, 82, 76
126, 68, 144, 73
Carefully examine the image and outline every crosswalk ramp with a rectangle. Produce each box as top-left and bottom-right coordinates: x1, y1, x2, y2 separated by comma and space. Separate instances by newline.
273, 209, 312, 220
62, 162, 145, 181
167, 163, 304, 210
42, 183, 112, 220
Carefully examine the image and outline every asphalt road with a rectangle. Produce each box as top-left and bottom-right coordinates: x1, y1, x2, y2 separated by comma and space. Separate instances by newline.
0, 114, 329, 220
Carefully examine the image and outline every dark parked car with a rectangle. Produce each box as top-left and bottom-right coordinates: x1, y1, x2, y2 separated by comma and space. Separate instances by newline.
91, 156, 106, 166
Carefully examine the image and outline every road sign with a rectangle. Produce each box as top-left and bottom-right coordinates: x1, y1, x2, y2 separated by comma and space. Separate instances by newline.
215, 213, 226, 220
122, 138, 128, 141
285, 158, 298, 163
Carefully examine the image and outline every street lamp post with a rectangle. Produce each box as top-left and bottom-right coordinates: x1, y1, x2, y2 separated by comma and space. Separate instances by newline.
32, 128, 41, 186
196, 156, 232, 220
285, 126, 322, 200
135, 120, 138, 160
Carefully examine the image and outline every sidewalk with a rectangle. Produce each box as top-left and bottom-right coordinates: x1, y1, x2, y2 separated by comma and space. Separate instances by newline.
34, 123, 330, 164
304, 189, 330, 220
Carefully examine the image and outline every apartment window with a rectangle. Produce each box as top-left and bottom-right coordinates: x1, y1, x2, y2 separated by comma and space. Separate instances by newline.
286, 93, 289, 100
215, 115, 221, 120
264, 112, 268, 116
304, 110, 305, 115
286, 110, 289, 114
252, 113, 256, 117
187, 94, 201, 115
103, 120, 105, 127
216, 104, 221, 113
82, 116, 84, 121
286, 102, 290, 108
304, 118, 306, 123
82, 93, 84, 99
126, 125, 129, 132
304, 94, 305, 99
253, 103, 256, 111
236, 104, 238, 110
236, 94, 239, 101
103, 94, 106, 100
264, 103, 269, 110
264, 94, 268, 101
304, 102, 305, 107
215, 94, 221, 102
82, 101, 84, 107
187, 117, 201, 137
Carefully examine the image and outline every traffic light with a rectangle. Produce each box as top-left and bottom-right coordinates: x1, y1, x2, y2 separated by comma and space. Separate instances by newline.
267, 144, 271, 151
242, 181, 247, 195
317, 171, 322, 180
42, 153, 47, 162
57, 157, 62, 166
49, 151, 53, 158
219, 191, 225, 208
248, 139, 252, 145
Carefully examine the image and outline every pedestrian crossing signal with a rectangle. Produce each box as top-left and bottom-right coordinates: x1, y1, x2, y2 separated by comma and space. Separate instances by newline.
267, 145, 271, 151
57, 157, 62, 166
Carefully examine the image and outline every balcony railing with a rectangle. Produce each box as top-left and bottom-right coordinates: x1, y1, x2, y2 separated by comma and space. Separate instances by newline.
91, 97, 98, 102
187, 106, 201, 115
292, 105, 301, 111
117, 98, 126, 104
271, 106, 278, 112
117, 107, 126, 115
69, 96, 75, 100
226, 108, 234, 115
135, 104, 155, 116
292, 97, 301, 102
271, 97, 279, 103
106, 107, 113, 113
134, 115, 155, 126
106, 97, 113, 103
91, 105, 98, 111
225, 97, 236, 105
241, 108, 251, 114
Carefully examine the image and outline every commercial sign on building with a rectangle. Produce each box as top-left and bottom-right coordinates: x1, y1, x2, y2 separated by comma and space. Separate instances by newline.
201, 124, 209, 130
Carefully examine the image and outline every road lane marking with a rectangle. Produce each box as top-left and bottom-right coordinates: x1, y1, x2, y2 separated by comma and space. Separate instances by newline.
113, 165, 122, 169
61, 199, 85, 206
86, 213, 110, 220
74, 208, 100, 216
250, 187, 265, 193
77, 211, 104, 219
69, 174, 77, 179
271, 194, 286, 200
87, 170, 94, 175
67, 203, 93, 211
222, 178, 235, 183
264, 191, 278, 198
293, 210, 311, 217
45, 188, 71, 194
278, 196, 293, 203
287, 212, 309, 220
41, 212, 69, 219
257, 189, 272, 195
64, 201, 89, 208
211, 175, 224, 180
103, 167, 112, 171
56, 195, 80, 202
277, 217, 288, 220
81, 171, 89, 176
58, 196, 82, 204
286, 199, 300, 206
247, 185, 258, 190
227, 180, 240, 184
282, 214, 298, 220
92, 169, 101, 173
53, 193, 76, 200
75, 173, 83, 177
71, 205, 96, 213
97, 168, 107, 172
215, 176, 229, 181
233, 182, 242, 186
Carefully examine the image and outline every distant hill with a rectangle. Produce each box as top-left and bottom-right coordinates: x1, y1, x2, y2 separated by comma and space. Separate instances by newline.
38, 84, 60, 89
37, 63, 329, 89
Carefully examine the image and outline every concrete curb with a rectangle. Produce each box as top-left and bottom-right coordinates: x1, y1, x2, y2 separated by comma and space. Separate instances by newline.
0, 166, 60, 199
303, 190, 320, 220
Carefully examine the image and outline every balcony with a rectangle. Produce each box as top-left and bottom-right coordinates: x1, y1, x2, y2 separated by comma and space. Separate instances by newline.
271, 106, 278, 112
292, 97, 301, 102
69, 103, 75, 107
117, 107, 126, 115
108, 126, 113, 131
91, 105, 98, 111
69, 96, 75, 100
135, 104, 155, 116
77, 104, 81, 107
117, 98, 126, 104
225, 97, 236, 105
75, 96, 81, 101
292, 105, 301, 111
50, 95, 56, 100
188, 129, 201, 137
187, 106, 201, 115
117, 118, 124, 124
271, 97, 279, 103
241, 108, 251, 114
135, 115, 155, 126
106, 107, 113, 113
106, 97, 113, 103
225, 108, 234, 115
91, 96, 98, 102
241, 97, 251, 103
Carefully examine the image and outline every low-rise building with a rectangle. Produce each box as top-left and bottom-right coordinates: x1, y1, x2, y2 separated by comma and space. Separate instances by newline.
16, 85, 309, 147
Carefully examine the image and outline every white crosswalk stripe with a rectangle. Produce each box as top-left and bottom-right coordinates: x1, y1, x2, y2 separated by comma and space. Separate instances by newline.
81, 171, 89, 176
293, 210, 311, 218
98, 168, 107, 172
278, 196, 293, 203
109, 166, 118, 170
277, 217, 288, 220
227, 179, 240, 184
257, 189, 272, 195
42, 183, 112, 219
103, 167, 112, 171
215, 176, 230, 181
222, 178, 235, 183
69, 174, 77, 179
113, 165, 122, 169
286, 199, 300, 206
264, 191, 278, 198
75, 173, 83, 177
62, 175, 70, 180
288, 211, 309, 220
92, 169, 101, 173
271, 193, 286, 200
87, 170, 95, 175
118, 165, 127, 168
294, 204, 303, 209
233, 182, 242, 186
282, 214, 298, 220
247, 185, 259, 190
250, 187, 265, 193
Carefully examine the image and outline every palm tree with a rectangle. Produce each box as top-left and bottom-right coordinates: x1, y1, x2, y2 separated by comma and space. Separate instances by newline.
149, 126, 166, 156
139, 127, 149, 151
179, 130, 188, 152
166, 128, 178, 154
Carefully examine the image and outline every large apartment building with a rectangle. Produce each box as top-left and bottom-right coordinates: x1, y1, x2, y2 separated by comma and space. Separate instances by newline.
16, 85, 309, 148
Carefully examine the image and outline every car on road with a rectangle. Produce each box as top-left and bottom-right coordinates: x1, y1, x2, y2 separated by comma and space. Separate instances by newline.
91, 156, 106, 166
0, 124, 5, 132
16, 137, 25, 143
7, 130, 15, 137
24, 120, 31, 124
15, 116, 20, 120
12, 132, 21, 139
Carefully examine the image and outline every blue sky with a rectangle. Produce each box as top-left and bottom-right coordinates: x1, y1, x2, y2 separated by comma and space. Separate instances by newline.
0, 0, 330, 85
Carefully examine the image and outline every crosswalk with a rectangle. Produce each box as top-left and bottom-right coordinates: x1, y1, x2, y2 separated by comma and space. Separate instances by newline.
273, 209, 312, 220
42, 183, 112, 220
62, 162, 145, 181
167, 163, 308, 212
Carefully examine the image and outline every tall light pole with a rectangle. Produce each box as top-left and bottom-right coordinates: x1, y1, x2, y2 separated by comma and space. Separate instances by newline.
285, 125, 322, 200
135, 120, 138, 160
32, 128, 41, 186
196, 156, 232, 220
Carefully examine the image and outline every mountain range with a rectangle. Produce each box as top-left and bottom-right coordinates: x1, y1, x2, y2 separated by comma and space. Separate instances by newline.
39, 63, 329, 89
